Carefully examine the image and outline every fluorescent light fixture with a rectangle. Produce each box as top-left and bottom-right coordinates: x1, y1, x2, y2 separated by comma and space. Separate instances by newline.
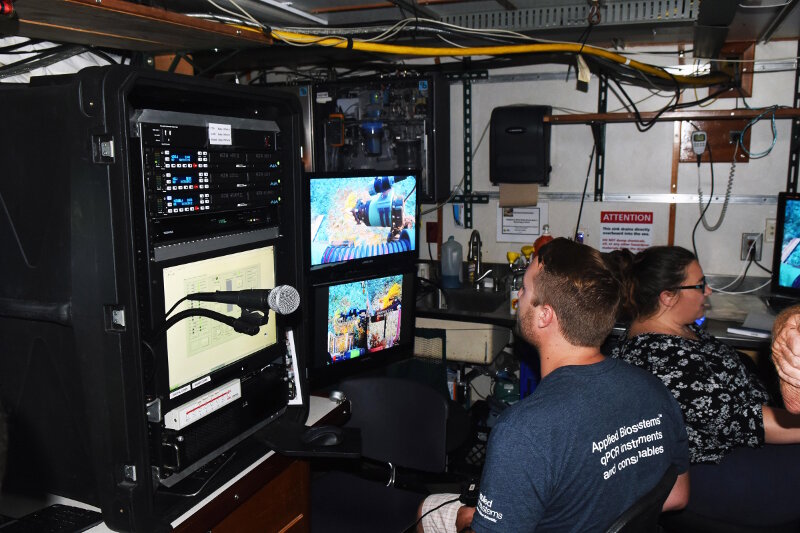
663, 63, 711, 76
254, 0, 328, 25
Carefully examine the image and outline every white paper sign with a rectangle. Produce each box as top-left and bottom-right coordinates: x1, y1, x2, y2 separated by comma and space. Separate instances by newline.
208, 122, 232, 145
497, 204, 549, 243
599, 211, 653, 252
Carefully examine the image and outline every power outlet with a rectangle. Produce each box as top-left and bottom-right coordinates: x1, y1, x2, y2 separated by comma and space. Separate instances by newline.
740, 233, 763, 261
426, 221, 439, 243
765, 219, 776, 243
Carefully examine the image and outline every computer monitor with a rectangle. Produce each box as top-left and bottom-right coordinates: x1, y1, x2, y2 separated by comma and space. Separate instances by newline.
307, 171, 418, 276
157, 244, 279, 403
771, 192, 800, 300
309, 270, 415, 388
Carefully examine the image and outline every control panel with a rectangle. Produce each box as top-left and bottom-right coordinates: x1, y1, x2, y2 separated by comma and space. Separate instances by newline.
136, 110, 286, 244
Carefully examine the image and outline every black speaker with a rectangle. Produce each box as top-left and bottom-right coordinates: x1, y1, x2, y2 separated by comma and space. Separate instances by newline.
490, 105, 552, 185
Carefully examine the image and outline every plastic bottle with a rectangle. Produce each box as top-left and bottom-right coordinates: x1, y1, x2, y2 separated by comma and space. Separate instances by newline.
509, 264, 525, 315
533, 224, 553, 255
441, 236, 463, 289
506, 251, 525, 315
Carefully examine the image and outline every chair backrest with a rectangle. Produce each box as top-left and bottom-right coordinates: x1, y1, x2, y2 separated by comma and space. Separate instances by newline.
338, 376, 449, 473
604, 465, 678, 533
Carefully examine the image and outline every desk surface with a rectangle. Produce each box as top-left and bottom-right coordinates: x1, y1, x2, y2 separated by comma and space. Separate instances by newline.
704, 293, 775, 350
417, 291, 775, 351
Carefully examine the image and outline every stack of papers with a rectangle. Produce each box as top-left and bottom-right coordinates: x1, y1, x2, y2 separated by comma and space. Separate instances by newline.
726, 311, 776, 339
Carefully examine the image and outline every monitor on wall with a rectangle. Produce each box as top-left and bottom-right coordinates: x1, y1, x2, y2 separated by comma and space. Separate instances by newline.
771, 192, 800, 301
306, 171, 418, 277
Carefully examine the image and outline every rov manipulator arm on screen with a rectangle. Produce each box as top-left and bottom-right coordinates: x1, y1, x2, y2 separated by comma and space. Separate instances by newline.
149, 285, 300, 342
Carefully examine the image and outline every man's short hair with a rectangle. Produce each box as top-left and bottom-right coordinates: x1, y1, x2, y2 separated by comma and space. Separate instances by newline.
533, 238, 621, 347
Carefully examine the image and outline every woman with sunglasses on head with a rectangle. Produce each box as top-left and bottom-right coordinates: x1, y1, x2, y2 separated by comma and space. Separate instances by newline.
607, 245, 800, 529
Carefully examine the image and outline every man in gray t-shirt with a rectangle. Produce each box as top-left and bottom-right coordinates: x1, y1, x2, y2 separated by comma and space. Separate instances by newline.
418, 239, 689, 533
472, 358, 687, 532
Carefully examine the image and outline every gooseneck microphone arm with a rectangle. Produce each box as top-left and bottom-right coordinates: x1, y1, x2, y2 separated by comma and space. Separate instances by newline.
150, 308, 265, 343
186, 286, 300, 316
147, 285, 298, 344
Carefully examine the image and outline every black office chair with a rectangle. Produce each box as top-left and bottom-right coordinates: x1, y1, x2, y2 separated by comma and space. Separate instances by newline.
310, 376, 463, 533
660, 510, 800, 533
605, 465, 677, 533
390, 327, 472, 458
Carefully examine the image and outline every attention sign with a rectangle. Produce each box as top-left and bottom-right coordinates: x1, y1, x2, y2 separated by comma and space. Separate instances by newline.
600, 211, 653, 252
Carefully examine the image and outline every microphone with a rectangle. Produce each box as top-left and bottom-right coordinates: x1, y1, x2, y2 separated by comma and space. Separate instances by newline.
187, 285, 300, 315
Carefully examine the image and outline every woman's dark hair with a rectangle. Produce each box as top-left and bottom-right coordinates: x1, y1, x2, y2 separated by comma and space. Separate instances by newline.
605, 246, 697, 321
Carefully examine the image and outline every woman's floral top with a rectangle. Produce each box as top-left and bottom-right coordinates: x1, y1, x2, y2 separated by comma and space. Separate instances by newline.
611, 324, 770, 464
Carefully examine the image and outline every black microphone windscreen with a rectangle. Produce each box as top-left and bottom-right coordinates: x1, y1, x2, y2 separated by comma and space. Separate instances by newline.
268, 285, 300, 315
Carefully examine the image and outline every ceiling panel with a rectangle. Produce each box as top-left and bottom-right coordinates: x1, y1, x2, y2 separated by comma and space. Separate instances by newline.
6, 0, 800, 71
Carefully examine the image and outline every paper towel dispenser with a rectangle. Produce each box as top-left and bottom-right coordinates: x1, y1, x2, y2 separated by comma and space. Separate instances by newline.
490, 105, 552, 185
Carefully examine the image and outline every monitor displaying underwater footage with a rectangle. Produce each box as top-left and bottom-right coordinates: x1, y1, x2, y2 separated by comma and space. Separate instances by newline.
310, 271, 415, 387
307, 171, 418, 271
772, 192, 800, 299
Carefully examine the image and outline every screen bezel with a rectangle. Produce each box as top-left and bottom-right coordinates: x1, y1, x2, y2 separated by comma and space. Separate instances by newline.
304, 170, 419, 281
308, 269, 415, 389
771, 192, 800, 299
146, 240, 285, 413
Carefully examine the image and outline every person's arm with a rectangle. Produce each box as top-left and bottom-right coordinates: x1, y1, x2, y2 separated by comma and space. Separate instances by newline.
761, 404, 800, 443
662, 472, 689, 512
470, 419, 545, 532
456, 506, 476, 532
772, 305, 800, 414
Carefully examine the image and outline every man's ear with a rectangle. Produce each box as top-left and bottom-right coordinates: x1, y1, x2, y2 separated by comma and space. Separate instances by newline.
537, 304, 556, 328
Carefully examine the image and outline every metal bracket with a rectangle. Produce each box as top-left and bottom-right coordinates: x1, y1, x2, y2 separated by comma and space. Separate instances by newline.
444, 69, 490, 229
462, 78, 474, 228
146, 398, 162, 423
451, 194, 490, 204
593, 75, 608, 201
104, 305, 126, 331
787, 39, 800, 193
93, 135, 115, 164
444, 71, 489, 82
123, 464, 137, 483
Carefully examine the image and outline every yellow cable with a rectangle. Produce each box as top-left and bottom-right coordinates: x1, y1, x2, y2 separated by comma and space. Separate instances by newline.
271, 29, 731, 87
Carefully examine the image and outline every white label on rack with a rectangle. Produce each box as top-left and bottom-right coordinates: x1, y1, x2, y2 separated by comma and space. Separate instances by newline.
169, 384, 191, 400
164, 379, 242, 430
208, 123, 232, 145
191, 375, 211, 389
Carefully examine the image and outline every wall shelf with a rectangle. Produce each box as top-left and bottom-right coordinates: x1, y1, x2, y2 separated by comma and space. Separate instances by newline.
545, 105, 800, 196
545, 107, 800, 124
12, 0, 270, 52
